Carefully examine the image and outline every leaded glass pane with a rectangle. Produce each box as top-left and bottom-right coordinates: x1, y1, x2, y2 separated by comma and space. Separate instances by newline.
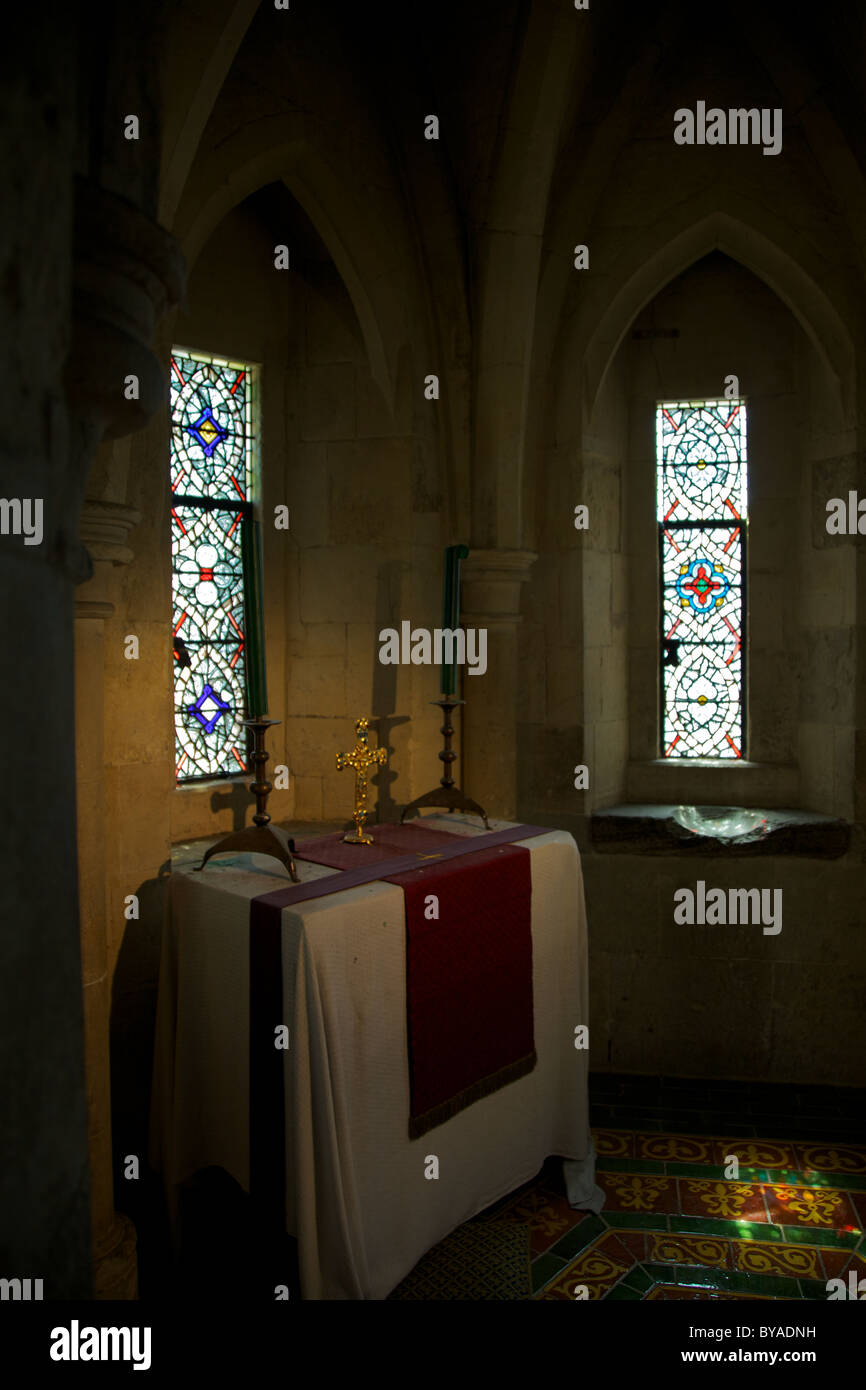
170, 348, 256, 782
657, 399, 747, 759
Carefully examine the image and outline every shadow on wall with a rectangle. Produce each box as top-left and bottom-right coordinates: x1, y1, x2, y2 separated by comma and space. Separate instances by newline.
371, 558, 410, 824
209, 780, 254, 832
109, 866, 171, 1293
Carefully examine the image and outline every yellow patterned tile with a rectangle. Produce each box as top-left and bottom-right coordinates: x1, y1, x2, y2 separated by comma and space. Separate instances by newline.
732, 1240, 821, 1279
501, 1189, 573, 1242
593, 1129, 633, 1157
715, 1139, 795, 1168
540, 1240, 632, 1300
638, 1133, 714, 1163
798, 1144, 866, 1176
769, 1185, 850, 1227
682, 1180, 763, 1219
602, 1173, 675, 1212
539, 1276, 610, 1301
649, 1234, 729, 1267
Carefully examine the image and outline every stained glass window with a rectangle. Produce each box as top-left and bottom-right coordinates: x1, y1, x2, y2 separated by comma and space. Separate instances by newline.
170, 348, 258, 782
657, 399, 747, 759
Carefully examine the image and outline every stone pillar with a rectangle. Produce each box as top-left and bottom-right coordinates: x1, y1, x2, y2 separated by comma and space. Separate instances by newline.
460, 549, 536, 818
65, 180, 183, 1298
75, 501, 141, 1298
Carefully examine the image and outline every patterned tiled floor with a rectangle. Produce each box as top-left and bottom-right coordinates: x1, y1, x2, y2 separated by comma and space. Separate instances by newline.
479, 1130, 866, 1300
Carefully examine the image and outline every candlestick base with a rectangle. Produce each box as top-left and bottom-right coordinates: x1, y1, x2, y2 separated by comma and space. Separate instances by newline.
194, 822, 299, 880
194, 716, 300, 881
401, 784, 490, 828
400, 697, 489, 829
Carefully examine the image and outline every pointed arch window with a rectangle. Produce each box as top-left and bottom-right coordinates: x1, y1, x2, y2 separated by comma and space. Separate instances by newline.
170, 347, 258, 783
657, 398, 747, 759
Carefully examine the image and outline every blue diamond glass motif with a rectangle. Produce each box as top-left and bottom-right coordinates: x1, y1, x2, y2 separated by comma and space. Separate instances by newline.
187, 683, 231, 734
186, 405, 229, 458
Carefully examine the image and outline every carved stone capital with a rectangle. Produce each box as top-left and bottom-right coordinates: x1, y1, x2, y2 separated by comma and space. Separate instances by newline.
74, 499, 142, 617
79, 499, 142, 568
57, 179, 184, 587
461, 548, 537, 626
65, 177, 185, 437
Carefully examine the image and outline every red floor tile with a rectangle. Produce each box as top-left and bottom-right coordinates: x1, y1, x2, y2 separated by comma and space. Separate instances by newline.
594, 1129, 636, 1158
711, 1138, 796, 1169
613, 1230, 648, 1261
637, 1133, 714, 1163
794, 1143, 866, 1177
850, 1192, 866, 1229
764, 1184, 858, 1231
539, 1231, 633, 1301
648, 1232, 732, 1268
820, 1247, 866, 1281
599, 1172, 678, 1213
677, 1179, 770, 1222
498, 1185, 590, 1255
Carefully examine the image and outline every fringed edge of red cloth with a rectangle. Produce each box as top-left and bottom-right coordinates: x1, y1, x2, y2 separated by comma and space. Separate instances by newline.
407, 1049, 537, 1140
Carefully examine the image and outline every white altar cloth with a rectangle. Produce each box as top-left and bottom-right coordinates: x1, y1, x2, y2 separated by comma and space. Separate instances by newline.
150, 815, 596, 1299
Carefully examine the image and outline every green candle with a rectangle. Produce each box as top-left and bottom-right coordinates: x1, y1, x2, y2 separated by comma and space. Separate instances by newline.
241, 515, 268, 716
440, 544, 469, 695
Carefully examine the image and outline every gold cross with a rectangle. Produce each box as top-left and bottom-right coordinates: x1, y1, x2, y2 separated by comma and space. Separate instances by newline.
415, 852, 442, 859
336, 717, 386, 844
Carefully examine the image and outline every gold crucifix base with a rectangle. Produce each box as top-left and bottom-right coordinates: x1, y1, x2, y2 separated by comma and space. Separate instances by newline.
343, 820, 374, 846
337, 716, 387, 846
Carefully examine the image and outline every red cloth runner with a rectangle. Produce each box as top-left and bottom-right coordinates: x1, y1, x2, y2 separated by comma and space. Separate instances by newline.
293, 821, 468, 869
293, 823, 536, 1138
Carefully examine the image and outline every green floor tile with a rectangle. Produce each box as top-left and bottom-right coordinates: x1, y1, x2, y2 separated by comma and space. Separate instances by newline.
550, 1213, 606, 1261
782, 1225, 860, 1249
737, 1166, 768, 1184
530, 1252, 567, 1293
605, 1212, 669, 1231
698, 1268, 803, 1298
671, 1215, 779, 1240
799, 1278, 833, 1300
605, 1282, 643, 1300
621, 1263, 655, 1293
763, 1168, 808, 1185
729, 1220, 785, 1242
597, 1157, 665, 1174
665, 1162, 725, 1179
643, 1262, 675, 1283
674, 1268, 736, 1291
840, 1173, 866, 1192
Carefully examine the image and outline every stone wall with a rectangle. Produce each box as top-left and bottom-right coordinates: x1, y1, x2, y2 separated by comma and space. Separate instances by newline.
583, 849, 865, 1087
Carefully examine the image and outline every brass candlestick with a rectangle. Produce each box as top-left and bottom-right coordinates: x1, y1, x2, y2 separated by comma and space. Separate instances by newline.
400, 697, 489, 827
195, 717, 299, 880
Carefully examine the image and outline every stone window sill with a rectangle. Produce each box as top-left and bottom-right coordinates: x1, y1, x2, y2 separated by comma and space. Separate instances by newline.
591, 804, 850, 858
175, 776, 247, 793
625, 758, 799, 807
